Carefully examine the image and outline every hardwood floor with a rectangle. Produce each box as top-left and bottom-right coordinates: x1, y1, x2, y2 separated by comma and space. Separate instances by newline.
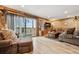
32, 37, 79, 54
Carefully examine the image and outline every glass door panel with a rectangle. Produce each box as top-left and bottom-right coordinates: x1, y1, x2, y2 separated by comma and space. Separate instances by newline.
32, 19, 36, 36
6, 14, 32, 40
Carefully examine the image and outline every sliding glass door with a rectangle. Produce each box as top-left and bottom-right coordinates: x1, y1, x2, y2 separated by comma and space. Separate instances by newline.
6, 14, 36, 39
6, 14, 15, 30
31, 19, 36, 36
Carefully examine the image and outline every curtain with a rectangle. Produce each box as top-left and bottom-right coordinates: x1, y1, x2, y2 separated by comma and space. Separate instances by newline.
6, 14, 14, 30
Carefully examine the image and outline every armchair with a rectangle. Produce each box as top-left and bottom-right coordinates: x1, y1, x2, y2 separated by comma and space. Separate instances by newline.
0, 39, 17, 54
0, 29, 33, 54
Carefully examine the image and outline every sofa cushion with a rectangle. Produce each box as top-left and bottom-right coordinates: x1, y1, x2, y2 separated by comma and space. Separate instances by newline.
66, 28, 75, 34
66, 34, 73, 39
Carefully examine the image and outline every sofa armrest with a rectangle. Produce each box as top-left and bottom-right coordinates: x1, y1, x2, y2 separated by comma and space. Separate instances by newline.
0, 39, 12, 48
59, 32, 66, 40
73, 36, 79, 39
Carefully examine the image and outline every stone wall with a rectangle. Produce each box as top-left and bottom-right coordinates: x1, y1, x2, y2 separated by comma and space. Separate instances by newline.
51, 17, 79, 31
0, 14, 6, 30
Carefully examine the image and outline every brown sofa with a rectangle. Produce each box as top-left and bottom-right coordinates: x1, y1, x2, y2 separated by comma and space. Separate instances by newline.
0, 39, 33, 54
0, 29, 33, 54
59, 28, 79, 46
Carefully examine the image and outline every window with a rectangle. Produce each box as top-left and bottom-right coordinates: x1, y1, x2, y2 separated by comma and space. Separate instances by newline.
6, 14, 36, 39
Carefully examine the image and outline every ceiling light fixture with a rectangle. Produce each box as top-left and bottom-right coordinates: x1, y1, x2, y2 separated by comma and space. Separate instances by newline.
64, 10, 68, 14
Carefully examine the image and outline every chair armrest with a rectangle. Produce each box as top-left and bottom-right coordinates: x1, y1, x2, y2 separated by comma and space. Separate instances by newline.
59, 32, 66, 40
73, 36, 79, 39
59, 32, 66, 37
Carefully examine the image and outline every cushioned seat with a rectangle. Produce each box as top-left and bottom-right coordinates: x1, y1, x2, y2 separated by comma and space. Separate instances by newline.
65, 34, 73, 39
0, 29, 33, 54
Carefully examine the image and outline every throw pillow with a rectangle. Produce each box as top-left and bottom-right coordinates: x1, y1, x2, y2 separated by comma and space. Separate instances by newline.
66, 28, 75, 34
74, 30, 79, 36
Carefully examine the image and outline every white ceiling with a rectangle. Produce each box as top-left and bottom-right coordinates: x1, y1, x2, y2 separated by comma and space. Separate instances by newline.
5, 5, 79, 19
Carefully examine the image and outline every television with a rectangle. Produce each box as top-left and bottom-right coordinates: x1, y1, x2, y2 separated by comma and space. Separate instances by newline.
44, 22, 51, 29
